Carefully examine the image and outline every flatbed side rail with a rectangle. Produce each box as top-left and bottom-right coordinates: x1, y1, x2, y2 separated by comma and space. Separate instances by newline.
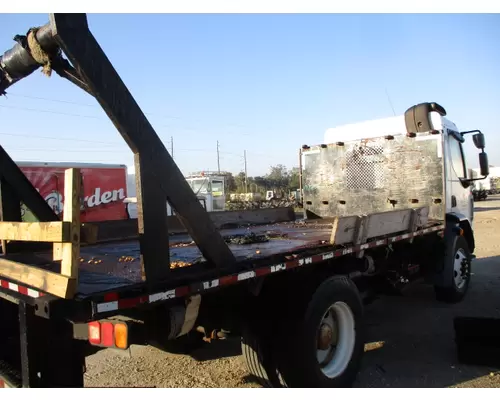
0, 169, 81, 299
90, 223, 445, 318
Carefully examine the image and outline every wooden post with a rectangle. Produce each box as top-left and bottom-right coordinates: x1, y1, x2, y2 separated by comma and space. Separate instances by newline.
59, 168, 81, 280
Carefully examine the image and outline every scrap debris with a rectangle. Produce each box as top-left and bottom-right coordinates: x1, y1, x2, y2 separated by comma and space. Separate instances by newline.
172, 241, 195, 248
81, 257, 103, 265
224, 232, 269, 245
119, 256, 136, 263
170, 261, 191, 269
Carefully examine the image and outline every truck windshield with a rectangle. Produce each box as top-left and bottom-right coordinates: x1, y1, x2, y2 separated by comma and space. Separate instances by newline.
190, 179, 209, 194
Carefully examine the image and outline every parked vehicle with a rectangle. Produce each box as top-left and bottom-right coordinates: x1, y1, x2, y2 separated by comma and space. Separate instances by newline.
17, 162, 128, 222
0, 15, 490, 389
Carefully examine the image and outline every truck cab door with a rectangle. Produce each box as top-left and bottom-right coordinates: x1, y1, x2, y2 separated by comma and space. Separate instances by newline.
445, 130, 473, 222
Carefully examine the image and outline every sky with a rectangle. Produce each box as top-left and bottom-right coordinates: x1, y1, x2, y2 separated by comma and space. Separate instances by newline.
0, 13, 499, 177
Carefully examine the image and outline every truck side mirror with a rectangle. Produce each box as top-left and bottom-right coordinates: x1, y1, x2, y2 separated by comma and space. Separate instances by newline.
479, 152, 489, 177
473, 132, 485, 149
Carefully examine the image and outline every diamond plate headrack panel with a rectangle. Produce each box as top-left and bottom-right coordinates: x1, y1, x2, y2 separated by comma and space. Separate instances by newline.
302, 133, 445, 220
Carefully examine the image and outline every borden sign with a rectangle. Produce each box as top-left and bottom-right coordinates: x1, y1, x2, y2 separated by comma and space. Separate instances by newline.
19, 164, 128, 222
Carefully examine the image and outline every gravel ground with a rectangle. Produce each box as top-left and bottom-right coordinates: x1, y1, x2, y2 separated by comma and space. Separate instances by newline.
85, 197, 500, 388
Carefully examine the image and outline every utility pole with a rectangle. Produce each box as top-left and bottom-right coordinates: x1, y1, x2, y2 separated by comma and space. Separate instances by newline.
217, 140, 220, 173
170, 136, 174, 159
244, 150, 248, 193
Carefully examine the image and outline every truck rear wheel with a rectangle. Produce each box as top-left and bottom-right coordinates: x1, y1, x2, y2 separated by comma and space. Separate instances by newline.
274, 275, 365, 388
435, 235, 471, 303
241, 324, 282, 387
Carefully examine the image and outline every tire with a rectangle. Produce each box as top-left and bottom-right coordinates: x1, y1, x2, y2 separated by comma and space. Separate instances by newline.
241, 324, 282, 387
435, 234, 471, 303
273, 275, 365, 388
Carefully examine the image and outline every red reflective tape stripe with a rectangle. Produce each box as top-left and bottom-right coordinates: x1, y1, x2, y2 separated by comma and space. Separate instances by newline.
104, 292, 119, 302
285, 260, 299, 269
117, 298, 138, 309
0, 379, 5, 388
219, 275, 237, 286
18, 286, 28, 295
311, 255, 323, 263
254, 267, 269, 277
0, 280, 9, 289
118, 295, 148, 309
175, 286, 190, 298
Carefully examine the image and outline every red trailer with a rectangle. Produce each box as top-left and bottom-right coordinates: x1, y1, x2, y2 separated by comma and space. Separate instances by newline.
17, 162, 129, 223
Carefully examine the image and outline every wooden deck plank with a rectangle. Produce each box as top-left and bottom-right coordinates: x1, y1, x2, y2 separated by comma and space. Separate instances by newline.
0, 221, 69, 242
0, 258, 76, 298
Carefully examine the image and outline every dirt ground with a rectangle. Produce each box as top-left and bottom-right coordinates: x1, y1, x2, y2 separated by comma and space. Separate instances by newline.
84, 197, 500, 388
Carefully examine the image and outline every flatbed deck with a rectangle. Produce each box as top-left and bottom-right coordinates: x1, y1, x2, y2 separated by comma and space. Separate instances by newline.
1, 219, 444, 304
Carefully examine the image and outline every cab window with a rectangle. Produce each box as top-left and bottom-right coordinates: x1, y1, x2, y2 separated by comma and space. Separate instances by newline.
448, 135, 466, 179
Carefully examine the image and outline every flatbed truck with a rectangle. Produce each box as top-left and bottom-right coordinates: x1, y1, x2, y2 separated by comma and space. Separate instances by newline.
0, 14, 490, 388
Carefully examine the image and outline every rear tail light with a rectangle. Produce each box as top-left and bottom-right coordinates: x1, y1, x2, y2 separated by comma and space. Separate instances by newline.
101, 322, 114, 347
114, 323, 128, 349
88, 321, 101, 345
87, 320, 129, 349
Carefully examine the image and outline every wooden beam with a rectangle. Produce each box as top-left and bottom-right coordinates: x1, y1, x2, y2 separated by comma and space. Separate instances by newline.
53, 243, 63, 261
0, 146, 59, 223
0, 258, 76, 298
60, 169, 81, 279
50, 14, 236, 272
0, 221, 69, 242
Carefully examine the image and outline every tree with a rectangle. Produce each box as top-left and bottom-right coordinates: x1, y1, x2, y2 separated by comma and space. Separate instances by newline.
289, 167, 300, 191
225, 173, 237, 192
266, 164, 290, 196
234, 172, 246, 193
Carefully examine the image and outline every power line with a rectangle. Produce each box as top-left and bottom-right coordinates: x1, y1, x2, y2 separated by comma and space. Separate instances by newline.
5, 147, 127, 153
0, 102, 250, 138
2, 143, 253, 157
0, 131, 121, 145
5, 93, 97, 108
0, 104, 102, 120
0, 104, 191, 134
3, 92, 255, 135
6, 92, 186, 122
385, 88, 396, 116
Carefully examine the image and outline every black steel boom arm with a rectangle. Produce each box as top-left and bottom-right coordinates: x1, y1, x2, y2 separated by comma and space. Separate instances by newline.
0, 14, 236, 283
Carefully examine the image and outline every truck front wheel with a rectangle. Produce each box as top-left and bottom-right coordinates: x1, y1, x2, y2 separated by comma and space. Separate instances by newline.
435, 235, 471, 303
274, 275, 365, 388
